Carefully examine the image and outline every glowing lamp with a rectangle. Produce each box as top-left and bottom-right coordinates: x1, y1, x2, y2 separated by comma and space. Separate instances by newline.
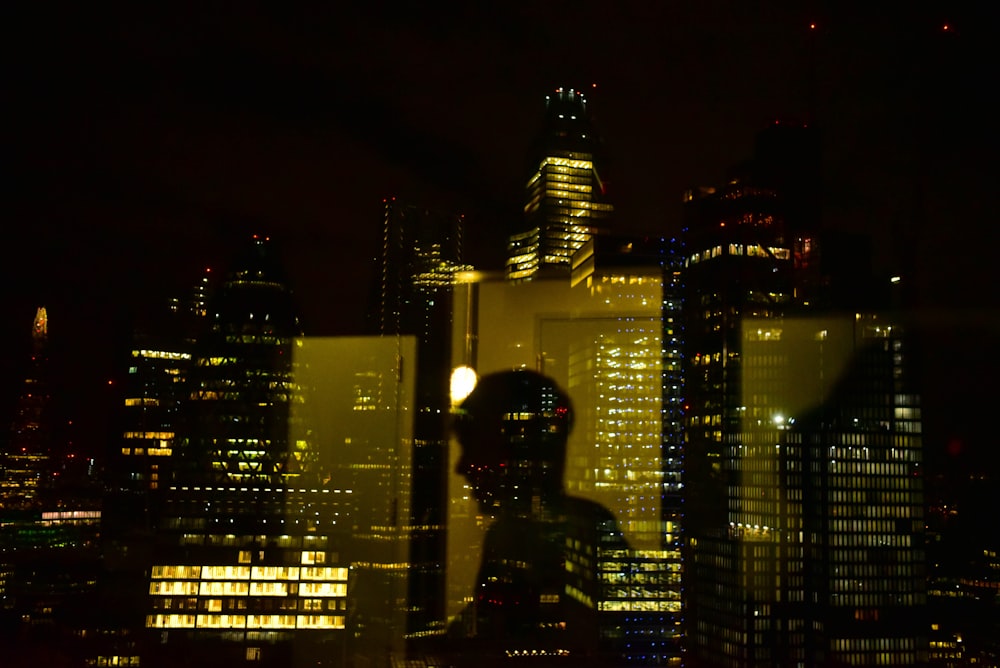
450, 366, 478, 405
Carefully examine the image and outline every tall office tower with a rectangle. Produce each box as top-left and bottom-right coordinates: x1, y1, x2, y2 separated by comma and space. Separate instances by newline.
116, 345, 191, 498
1, 307, 52, 508
145, 237, 351, 667
103, 272, 211, 654
116, 271, 209, 500
374, 199, 472, 647
450, 234, 682, 666
683, 125, 926, 666
569, 235, 685, 666
506, 87, 614, 282
181, 237, 306, 484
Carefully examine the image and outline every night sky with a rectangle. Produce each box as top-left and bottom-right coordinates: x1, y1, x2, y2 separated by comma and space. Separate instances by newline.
3, 3, 995, 469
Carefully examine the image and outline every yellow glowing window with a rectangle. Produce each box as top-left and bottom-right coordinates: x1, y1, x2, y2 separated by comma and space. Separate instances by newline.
299, 582, 347, 597
250, 582, 289, 596
196, 614, 246, 628
251, 566, 299, 581
125, 398, 161, 407
149, 581, 199, 596
300, 567, 349, 581
151, 565, 201, 579
296, 614, 345, 629
146, 614, 195, 628
123, 431, 175, 440
301, 551, 327, 565
201, 566, 250, 580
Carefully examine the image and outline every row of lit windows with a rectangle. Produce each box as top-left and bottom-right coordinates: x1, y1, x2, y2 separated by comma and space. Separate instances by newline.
547, 201, 612, 215
168, 488, 350, 498
734, 244, 791, 260
832, 637, 916, 651
604, 585, 681, 600
146, 614, 345, 629
600, 571, 682, 585
151, 565, 348, 581
221, 335, 292, 345
87, 656, 140, 667
829, 490, 915, 504
687, 244, 791, 266
598, 600, 681, 612
133, 349, 191, 361
198, 357, 240, 366
124, 397, 160, 406
830, 564, 918, 579
536, 185, 594, 204
538, 156, 594, 171
828, 504, 912, 519
827, 462, 913, 476
527, 172, 591, 191
828, 519, 917, 533
828, 534, 913, 547
152, 580, 347, 597
192, 391, 291, 402
123, 431, 174, 440
121, 446, 172, 456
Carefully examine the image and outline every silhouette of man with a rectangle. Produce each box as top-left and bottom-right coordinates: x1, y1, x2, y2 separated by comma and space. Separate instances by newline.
447, 370, 627, 666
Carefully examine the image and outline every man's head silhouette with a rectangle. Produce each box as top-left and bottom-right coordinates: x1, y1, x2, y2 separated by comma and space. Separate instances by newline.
452, 370, 573, 514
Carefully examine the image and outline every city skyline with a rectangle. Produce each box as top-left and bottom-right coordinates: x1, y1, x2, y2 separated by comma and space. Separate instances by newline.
2, 0, 995, 587
1, 8, 997, 655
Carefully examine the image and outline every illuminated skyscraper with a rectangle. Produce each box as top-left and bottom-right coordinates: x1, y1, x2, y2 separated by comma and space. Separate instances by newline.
506, 88, 614, 282
1, 307, 52, 508
104, 271, 211, 642
115, 270, 209, 501
181, 238, 306, 484
144, 237, 351, 667
683, 125, 927, 666
451, 234, 683, 666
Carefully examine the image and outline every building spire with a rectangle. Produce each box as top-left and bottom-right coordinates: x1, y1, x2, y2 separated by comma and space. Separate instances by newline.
32, 306, 47, 345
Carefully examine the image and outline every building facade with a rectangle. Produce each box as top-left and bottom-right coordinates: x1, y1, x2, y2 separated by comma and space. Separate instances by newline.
374, 199, 473, 647
451, 234, 683, 665
144, 236, 352, 666
682, 125, 927, 666
506, 88, 614, 282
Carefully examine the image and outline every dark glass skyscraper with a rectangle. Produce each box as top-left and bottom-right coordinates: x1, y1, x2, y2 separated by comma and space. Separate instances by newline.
182, 237, 304, 484
507, 88, 614, 282
374, 199, 472, 647
682, 125, 927, 666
